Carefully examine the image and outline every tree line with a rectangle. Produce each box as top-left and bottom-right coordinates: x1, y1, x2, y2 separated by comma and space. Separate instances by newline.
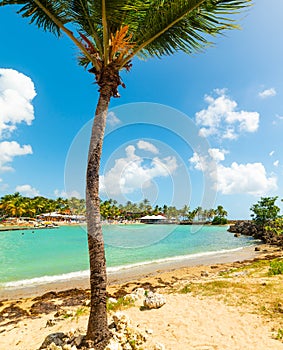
0, 193, 85, 218
0, 192, 228, 224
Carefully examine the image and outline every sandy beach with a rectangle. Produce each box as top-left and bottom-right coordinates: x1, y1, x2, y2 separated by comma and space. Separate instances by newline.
0, 245, 282, 349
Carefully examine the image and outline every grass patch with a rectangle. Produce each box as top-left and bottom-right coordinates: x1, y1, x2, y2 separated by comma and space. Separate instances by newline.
275, 328, 283, 340
180, 285, 191, 294
74, 307, 88, 317
269, 259, 283, 276
180, 267, 283, 333
106, 297, 134, 312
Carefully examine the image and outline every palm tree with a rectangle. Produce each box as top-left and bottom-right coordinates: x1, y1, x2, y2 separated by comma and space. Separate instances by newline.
215, 205, 228, 218
1, 0, 251, 347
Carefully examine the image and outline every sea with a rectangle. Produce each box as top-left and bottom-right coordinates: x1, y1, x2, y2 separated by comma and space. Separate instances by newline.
0, 224, 257, 290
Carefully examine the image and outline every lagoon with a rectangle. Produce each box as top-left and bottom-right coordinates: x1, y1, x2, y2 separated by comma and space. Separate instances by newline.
0, 224, 256, 289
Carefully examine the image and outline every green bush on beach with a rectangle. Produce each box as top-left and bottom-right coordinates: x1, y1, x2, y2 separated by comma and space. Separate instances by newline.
269, 260, 283, 276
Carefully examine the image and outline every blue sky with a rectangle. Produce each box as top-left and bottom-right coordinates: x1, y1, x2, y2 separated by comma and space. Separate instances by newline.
0, 1, 283, 219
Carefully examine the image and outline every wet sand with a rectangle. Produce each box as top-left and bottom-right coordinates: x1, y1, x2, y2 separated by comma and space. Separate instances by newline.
0, 244, 260, 300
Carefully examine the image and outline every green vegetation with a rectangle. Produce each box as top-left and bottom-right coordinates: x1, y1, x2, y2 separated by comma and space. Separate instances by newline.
0, 192, 85, 218
0, 192, 228, 224
250, 196, 281, 226
265, 217, 283, 236
212, 216, 228, 225
180, 285, 191, 294
276, 328, 283, 340
269, 260, 283, 276
106, 297, 134, 312
177, 260, 283, 330
249, 197, 283, 241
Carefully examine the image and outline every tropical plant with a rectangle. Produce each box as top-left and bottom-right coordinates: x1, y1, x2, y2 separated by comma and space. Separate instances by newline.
250, 196, 280, 226
1, 0, 251, 347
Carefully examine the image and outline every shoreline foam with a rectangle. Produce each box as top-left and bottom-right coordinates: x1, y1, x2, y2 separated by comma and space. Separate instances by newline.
0, 244, 259, 300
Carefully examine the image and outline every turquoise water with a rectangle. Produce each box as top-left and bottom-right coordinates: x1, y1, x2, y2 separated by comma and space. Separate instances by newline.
0, 225, 256, 288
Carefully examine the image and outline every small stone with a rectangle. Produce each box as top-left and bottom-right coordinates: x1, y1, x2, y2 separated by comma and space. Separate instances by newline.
74, 335, 84, 347
145, 328, 153, 334
62, 345, 72, 350
48, 342, 63, 350
133, 288, 145, 298
143, 292, 166, 309
46, 319, 57, 327
255, 246, 261, 251
105, 338, 122, 350
108, 297, 118, 304
201, 271, 209, 277
154, 342, 165, 350
84, 299, 91, 306
40, 333, 65, 349
112, 312, 130, 327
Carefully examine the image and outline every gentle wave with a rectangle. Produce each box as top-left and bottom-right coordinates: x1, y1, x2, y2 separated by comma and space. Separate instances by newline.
107, 246, 245, 272
0, 246, 249, 289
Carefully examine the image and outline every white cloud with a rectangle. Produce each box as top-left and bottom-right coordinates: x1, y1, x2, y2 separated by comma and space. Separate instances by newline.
54, 189, 82, 198
272, 115, 283, 125
100, 145, 178, 196
195, 90, 259, 140
0, 141, 32, 172
15, 184, 39, 197
0, 68, 36, 138
273, 160, 279, 167
190, 148, 277, 196
107, 111, 121, 126
208, 148, 228, 162
137, 140, 159, 154
258, 88, 276, 99
214, 162, 277, 196
269, 150, 275, 157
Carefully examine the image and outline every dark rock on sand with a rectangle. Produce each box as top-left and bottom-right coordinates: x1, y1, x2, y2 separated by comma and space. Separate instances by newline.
0, 305, 29, 322
30, 301, 59, 315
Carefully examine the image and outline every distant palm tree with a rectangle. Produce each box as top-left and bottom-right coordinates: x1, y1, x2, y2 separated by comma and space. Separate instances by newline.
1, 1, 251, 347
215, 205, 228, 218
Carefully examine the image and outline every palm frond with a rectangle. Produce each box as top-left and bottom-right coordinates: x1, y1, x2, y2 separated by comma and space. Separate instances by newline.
68, 0, 103, 55
0, 0, 70, 36
128, 0, 251, 60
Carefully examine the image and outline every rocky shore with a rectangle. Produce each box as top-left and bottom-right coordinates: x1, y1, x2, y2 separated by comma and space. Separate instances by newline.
228, 220, 283, 247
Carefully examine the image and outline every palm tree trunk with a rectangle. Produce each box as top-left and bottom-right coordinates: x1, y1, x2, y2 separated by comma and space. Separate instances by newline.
85, 82, 112, 347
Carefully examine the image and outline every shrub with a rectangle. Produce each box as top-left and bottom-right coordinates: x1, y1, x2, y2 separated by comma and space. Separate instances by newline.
212, 216, 228, 225
269, 260, 283, 276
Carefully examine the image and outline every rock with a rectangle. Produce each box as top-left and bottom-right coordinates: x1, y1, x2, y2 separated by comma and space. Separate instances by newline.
46, 318, 57, 327
84, 299, 91, 307
30, 301, 59, 315
145, 328, 153, 334
143, 292, 166, 309
0, 305, 29, 322
74, 335, 84, 347
112, 312, 130, 331
201, 271, 209, 277
133, 288, 145, 298
255, 246, 261, 251
105, 338, 122, 350
108, 297, 118, 304
48, 343, 63, 350
62, 345, 72, 350
123, 288, 145, 305
154, 342, 165, 350
234, 233, 241, 237
39, 333, 65, 349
